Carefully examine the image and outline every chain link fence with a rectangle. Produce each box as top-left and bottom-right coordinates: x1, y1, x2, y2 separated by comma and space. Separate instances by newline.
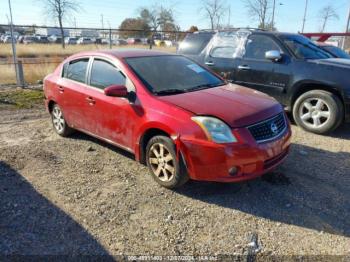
0, 24, 190, 86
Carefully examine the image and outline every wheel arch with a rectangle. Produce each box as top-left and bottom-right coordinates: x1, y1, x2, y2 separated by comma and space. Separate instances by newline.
47, 100, 56, 113
291, 82, 344, 110
137, 125, 174, 165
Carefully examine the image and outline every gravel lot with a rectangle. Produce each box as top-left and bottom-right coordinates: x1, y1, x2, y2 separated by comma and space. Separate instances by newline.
1, 104, 350, 258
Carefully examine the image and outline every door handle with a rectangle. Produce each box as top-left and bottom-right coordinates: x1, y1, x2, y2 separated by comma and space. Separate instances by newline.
205, 61, 215, 66
238, 65, 251, 70
86, 97, 95, 105
58, 86, 64, 93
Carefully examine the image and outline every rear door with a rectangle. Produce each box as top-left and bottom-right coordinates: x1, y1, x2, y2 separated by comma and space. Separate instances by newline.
203, 32, 243, 81
56, 57, 90, 130
235, 34, 283, 98
83, 58, 136, 151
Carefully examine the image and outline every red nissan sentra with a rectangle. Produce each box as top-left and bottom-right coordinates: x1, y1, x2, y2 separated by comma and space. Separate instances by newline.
44, 50, 291, 188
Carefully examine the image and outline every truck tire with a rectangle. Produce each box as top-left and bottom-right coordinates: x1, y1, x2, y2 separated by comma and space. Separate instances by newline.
293, 90, 344, 134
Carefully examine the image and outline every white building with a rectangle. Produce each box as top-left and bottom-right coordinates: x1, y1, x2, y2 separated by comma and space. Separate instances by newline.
69, 29, 99, 38
35, 28, 69, 37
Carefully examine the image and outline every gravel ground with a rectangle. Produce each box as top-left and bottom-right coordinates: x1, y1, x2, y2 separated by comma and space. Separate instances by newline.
0, 107, 350, 259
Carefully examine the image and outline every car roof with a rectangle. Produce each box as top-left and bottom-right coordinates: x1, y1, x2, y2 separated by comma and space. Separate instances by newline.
71, 49, 173, 59
193, 29, 301, 38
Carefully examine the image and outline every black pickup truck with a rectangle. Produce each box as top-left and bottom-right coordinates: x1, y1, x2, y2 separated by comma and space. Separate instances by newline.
177, 29, 350, 134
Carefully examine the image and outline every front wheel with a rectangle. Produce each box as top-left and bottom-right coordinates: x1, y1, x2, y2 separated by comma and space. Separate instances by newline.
146, 136, 189, 189
293, 90, 344, 134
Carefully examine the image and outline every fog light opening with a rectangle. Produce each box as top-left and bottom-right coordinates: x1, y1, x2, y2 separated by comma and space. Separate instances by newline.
229, 166, 239, 176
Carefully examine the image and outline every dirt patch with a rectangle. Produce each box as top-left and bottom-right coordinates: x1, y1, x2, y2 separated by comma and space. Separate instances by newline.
1, 107, 350, 257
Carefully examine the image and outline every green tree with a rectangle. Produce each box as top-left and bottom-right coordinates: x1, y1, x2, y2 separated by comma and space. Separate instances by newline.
119, 18, 150, 38
139, 6, 178, 32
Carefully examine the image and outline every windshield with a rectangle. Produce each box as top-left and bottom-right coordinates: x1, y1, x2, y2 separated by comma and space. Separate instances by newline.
281, 35, 332, 60
323, 46, 350, 59
125, 55, 224, 95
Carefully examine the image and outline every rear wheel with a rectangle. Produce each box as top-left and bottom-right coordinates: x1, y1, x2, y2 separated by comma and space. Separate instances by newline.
293, 90, 343, 134
51, 104, 74, 137
146, 136, 189, 189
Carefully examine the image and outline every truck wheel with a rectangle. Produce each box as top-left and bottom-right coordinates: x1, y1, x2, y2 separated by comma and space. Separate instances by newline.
293, 90, 343, 134
146, 136, 189, 189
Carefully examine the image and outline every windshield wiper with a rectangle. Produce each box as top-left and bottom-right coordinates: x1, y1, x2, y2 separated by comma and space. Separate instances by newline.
153, 89, 187, 96
186, 82, 226, 92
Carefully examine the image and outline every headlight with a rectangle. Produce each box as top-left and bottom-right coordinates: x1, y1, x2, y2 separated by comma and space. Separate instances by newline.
192, 116, 237, 144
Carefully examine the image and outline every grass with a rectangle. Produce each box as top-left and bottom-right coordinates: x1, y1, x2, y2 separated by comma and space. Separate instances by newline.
0, 43, 176, 59
0, 89, 44, 109
0, 63, 59, 85
0, 43, 176, 85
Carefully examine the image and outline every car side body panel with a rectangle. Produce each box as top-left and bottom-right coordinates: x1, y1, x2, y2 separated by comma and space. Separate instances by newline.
44, 50, 291, 183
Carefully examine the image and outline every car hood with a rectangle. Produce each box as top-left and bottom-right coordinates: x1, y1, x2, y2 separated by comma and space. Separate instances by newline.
309, 58, 350, 69
158, 83, 283, 127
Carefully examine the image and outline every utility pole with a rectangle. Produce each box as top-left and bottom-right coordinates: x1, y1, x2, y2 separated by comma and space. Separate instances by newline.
101, 14, 104, 29
342, 3, 350, 49
271, 0, 276, 30
8, 0, 22, 86
301, 0, 309, 33
227, 7, 231, 28
74, 17, 77, 29
108, 21, 112, 49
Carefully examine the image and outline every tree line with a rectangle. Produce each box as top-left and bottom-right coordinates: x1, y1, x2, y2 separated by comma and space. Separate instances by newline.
39, 0, 341, 49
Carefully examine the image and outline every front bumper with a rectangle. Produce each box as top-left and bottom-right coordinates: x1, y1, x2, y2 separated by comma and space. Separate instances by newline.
178, 124, 292, 183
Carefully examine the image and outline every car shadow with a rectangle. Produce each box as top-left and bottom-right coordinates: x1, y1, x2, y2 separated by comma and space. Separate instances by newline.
286, 113, 350, 140
0, 161, 114, 258
175, 143, 350, 237
69, 132, 135, 161
329, 123, 350, 140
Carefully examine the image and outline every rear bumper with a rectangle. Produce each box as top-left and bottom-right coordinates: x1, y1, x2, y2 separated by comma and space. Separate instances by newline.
178, 124, 292, 183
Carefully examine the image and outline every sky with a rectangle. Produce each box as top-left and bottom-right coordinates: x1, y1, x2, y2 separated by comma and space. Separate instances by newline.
0, 0, 349, 33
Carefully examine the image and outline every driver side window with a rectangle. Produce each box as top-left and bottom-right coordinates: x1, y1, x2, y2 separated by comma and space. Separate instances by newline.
244, 35, 281, 60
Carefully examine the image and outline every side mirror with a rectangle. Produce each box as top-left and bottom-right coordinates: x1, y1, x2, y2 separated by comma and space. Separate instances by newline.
104, 85, 128, 98
265, 50, 282, 62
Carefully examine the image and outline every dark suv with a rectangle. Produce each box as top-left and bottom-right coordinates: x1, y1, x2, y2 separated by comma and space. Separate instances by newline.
177, 29, 350, 134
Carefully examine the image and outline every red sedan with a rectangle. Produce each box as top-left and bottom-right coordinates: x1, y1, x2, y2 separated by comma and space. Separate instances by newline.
44, 50, 291, 188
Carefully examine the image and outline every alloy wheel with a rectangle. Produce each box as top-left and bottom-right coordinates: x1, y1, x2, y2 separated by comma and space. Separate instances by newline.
298, 98, 331, 129
148, 143, 175, 182
52, 106, 65, 133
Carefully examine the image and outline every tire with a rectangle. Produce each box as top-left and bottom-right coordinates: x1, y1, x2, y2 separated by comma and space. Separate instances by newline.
51, 104, 74, 137
293, 90, 344, 134
146, 136, 189, 189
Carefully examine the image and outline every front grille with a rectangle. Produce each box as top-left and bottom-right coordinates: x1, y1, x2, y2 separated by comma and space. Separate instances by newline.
248, 113, 287, 143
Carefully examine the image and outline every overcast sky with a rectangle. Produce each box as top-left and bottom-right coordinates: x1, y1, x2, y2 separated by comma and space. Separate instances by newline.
0, 0, 349, 33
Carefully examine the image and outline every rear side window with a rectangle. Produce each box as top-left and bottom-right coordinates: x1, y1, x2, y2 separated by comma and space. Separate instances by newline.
178, 33, 214, 55
90, 59, 126, 89
65, 59, 89, 83
209, 31, 250, 59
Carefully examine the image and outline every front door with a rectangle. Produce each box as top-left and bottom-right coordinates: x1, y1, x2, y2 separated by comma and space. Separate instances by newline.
235, 34, 284, 99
